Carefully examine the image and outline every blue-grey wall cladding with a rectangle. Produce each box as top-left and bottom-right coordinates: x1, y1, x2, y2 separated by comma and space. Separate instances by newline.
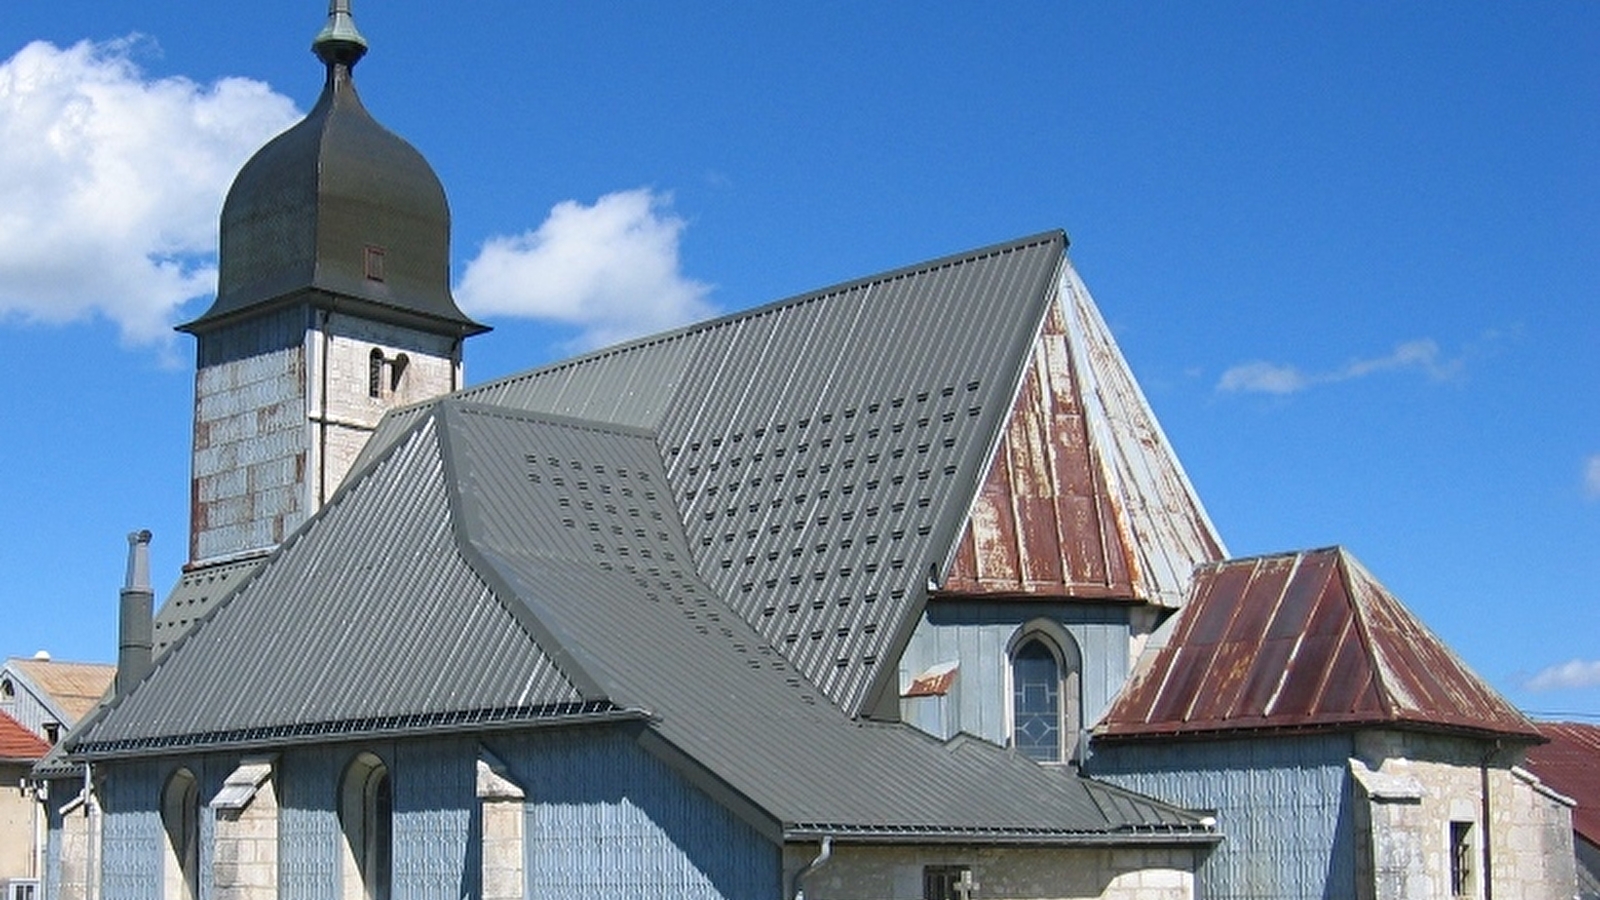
496, 726, 781, 900
280, 738, 479, 900
1089, 732, 1357, 900
899, 600, 1132, 745
97, 756, 224, 900
98, 760, 162, 900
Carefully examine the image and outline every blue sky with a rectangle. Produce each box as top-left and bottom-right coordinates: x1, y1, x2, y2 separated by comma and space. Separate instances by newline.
1, 3, 1595, 719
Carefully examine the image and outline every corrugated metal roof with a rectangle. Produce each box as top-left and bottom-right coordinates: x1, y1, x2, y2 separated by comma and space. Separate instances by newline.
438, 402, 1211, 839
151, 555, 267, 656
1097, 547, 1540, 741
8, 658, 115, 724
943, 269, 1224, 606
1525, 722, 1600, 847
77, 413, 589, 752
74, 233, 1220, 840
0, 710, 50, 762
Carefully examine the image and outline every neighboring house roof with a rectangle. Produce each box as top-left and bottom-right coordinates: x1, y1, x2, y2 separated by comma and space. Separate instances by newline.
69, 233, 1219, 843
1525, 722, 1600, 848
1097, 547, 1540, 742
8, 658, 115, 724
0, 710, 50, 763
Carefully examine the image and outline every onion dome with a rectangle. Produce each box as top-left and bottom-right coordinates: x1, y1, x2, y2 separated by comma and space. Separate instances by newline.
181, 1, 487, 337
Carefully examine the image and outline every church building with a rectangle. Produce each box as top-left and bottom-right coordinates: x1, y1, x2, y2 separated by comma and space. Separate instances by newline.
39, 5, 1577, 900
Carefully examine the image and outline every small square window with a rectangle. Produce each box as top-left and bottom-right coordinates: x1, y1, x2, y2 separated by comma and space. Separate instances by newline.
364, 245, 387, 281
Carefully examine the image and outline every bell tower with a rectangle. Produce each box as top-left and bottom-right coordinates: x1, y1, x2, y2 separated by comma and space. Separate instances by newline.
178, 1, 488, 564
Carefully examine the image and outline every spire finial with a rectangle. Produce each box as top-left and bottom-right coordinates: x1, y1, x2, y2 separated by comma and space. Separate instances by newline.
313, 0, 368, 68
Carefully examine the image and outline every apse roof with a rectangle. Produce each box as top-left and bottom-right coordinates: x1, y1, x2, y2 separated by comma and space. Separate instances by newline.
72, 233, 1220, 843
1096, 547, 1541, 742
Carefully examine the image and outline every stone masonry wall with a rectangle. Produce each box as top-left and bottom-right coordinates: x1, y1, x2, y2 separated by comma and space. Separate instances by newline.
1353, 730, 1577, 900
214, 773, 279, 900
191, 307, 461, 562
783, 842, 1198, 900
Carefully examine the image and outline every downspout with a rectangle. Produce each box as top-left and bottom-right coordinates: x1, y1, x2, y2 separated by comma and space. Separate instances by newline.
83, 762, 99, 900
791, 835, 832, 900
1480, 740, 1500, 900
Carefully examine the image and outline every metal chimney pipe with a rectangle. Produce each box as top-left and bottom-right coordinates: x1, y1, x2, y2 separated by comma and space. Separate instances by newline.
116, 530, 154, 695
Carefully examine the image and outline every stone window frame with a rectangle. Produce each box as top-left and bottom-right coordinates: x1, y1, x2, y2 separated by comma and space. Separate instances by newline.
160, 767, 200, 900
1004, 618, 1083, 765
339, 752, 393, 900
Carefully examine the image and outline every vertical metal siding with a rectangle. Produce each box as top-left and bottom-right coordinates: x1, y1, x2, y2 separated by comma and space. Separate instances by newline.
279, 746, 343, 900
392, 738, 477, 900
98, 761, 162, 900
1091, 733, 1357, 900
898, 601, 1131, 746
499, 728, 780, 900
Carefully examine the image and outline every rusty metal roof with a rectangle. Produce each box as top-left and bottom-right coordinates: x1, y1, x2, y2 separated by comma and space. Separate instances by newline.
1097, 547, 1541, 741
1525, 722, 1600, 847
942, 265, 1224, 607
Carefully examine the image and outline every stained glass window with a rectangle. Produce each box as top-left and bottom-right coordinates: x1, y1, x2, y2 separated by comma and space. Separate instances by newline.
1012, 639, 1060, 761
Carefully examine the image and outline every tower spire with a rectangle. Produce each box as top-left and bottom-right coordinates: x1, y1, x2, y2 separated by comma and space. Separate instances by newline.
313, 0, 368, 68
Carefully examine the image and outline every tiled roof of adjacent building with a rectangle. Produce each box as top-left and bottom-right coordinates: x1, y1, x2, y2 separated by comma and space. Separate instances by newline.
1097, 547, 1541, 742
1525, 721, 1600, 848
70, 233, 1222, 843
0, 710, 50, 762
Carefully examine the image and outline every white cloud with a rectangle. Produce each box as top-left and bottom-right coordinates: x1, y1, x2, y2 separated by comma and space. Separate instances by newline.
1585, 455, 1600, 500
1525, 659, 1600, 692
1217, 338, 1463, 395
0, 38, 298, 344
455, 188, 715, 351
1216, 361, 1308, 395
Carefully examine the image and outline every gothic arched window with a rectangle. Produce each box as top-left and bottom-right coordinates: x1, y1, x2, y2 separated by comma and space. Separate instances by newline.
340, 753, 392, 900
1008, 625, 1083, 764
161, 768, 199, 900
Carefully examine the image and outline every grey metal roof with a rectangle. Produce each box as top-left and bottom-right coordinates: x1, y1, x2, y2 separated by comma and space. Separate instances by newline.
86, 396, 1208, 839
76, 233, 1219, 840
151, 555, 266, 656
180, 24, 485, 337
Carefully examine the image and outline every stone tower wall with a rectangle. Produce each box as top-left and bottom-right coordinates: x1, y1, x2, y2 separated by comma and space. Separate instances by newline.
190, 305, 461, 563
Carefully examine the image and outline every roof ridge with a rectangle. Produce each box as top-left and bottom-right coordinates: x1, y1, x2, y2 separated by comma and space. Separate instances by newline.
434, 402, 619, 704
461, 231, 1068, 403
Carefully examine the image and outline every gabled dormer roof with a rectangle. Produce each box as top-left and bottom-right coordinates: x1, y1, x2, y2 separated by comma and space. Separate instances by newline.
1096, 547, 1540, 742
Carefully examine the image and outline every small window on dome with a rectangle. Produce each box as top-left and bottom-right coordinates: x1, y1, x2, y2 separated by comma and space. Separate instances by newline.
364, 245, 386, 282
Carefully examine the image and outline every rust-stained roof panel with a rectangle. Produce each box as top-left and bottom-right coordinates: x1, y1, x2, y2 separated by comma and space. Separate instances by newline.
1524, 722, 1600, 847
943, 274, 1223, 607
1097, 547, 1541, 741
